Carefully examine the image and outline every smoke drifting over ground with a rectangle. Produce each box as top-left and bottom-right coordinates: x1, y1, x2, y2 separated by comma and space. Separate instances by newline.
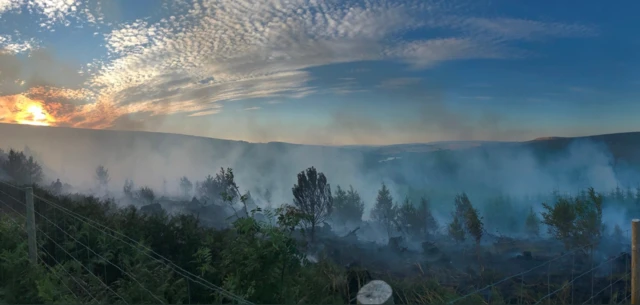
1, 124, 640, 213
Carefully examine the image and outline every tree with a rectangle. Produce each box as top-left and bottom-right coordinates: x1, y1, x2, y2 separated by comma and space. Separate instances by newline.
448, 193, 483, 246
464, 203, 484, 259
291, 166, 333, 242
95, 165, 110, 192
332, 185, 365, 226
448, 217, 465, 243
0, 149, 43, 185
524, 207, 540, 237
371, 183, 395, 238
541, 187, 603, 250
417, 197, 439, 235
196, 168, 239, 206
137, 186, 155, 205
123, 179, 134, 198
179, 176, 193, 198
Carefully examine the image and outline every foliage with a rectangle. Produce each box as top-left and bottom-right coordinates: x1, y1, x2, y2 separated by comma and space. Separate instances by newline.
179, 176, 193, 198
332, 185, 364, 226
371, 183, 395, 238
123, 179, 134, 198
95, 165, 110, 189
0, 149, 43, 185
447, 216, 465, 243
196, 168, 239, 206
292, 166, 333, 242
541, 187, 604, 250
137, 186, 156, 204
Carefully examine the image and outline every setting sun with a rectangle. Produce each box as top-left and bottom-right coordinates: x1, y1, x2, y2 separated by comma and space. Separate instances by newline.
0, 94, 57, 126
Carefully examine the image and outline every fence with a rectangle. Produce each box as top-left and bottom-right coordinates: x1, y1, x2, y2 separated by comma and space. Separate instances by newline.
1, 180, 639, 304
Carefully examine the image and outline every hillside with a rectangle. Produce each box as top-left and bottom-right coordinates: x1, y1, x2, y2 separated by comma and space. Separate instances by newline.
1, 122, 640, 201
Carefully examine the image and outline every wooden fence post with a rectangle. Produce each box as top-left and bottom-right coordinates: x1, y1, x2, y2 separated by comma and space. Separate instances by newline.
25, 187, 37, 264
632, 219, 640, 304
357, 280, 394, 305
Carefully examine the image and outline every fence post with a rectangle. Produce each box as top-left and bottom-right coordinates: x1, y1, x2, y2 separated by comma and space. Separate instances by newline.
357, 280, 394, 305
632, 219, 640, 304
25, 187, 37, 264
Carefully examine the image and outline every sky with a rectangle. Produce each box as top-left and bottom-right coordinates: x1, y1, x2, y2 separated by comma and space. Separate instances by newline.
0, 0, 639, 146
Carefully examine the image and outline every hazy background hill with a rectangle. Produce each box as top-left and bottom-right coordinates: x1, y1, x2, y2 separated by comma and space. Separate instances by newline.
1, 122, 640, 215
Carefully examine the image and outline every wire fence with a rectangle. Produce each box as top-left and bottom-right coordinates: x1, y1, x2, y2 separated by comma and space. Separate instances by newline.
0, 180, 254, 305
0, 179, 637, 305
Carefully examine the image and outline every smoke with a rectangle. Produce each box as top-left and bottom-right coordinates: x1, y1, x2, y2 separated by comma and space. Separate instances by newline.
0, 122, 639, 238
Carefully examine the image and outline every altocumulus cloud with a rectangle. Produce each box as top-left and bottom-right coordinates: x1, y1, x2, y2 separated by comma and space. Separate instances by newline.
0, 0, 598, 129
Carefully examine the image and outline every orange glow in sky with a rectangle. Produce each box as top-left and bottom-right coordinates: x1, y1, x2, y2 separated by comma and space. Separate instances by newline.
0, 94, 58, 126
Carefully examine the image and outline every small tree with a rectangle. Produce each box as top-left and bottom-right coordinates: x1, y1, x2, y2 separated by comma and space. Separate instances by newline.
524, 207, 540, 237
137, 186, 155, 205
448, 217, 465, 243
395, 197, 427, 239
179, 176, 193, 198
371, 183, 395, 238
464, 204, 484, 259
417, 197, 439, 235
123, 179, 134, 198
291, 166, 333, 242
0, 149, 43, 185
332, 185, 365, 226
541, 187, 603, 251
95, 165, 110, 191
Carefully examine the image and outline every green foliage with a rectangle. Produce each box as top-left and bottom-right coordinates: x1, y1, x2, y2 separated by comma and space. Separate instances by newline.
332, 185, 364, 226
463, 204, 483, 246
371, 183, 395, 238
541, 187, 604, 250
292, 166, 333, 242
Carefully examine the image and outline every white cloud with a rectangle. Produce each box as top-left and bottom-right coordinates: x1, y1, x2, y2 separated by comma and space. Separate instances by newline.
0, 0, 600, 128
0, 35, 37, 53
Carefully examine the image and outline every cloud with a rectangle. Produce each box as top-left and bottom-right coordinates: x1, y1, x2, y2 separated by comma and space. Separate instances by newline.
0, 0, 599, 132
243, 107, 261, 111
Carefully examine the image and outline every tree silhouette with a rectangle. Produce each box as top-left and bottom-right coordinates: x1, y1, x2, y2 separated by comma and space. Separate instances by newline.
0, 149, 43, 185
179, 176, 193, 198
95, 165, 110, 193
123, 179, 134, 198
371, 183, 395, 238
417, 197, 439, 236
332, 185, 364, 226
291, 166, 333, 242
137, 186, 155, 205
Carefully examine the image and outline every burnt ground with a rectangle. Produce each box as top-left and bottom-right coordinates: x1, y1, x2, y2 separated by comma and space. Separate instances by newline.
310, 229, 632, 304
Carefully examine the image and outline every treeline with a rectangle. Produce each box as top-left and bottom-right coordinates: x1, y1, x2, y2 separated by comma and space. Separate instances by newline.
0, 148, 626, 304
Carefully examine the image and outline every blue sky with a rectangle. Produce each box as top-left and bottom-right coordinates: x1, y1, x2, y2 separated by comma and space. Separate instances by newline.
0, 0, 639, 145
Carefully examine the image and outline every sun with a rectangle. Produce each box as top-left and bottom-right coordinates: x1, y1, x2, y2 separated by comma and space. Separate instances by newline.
12, 95, 57, 126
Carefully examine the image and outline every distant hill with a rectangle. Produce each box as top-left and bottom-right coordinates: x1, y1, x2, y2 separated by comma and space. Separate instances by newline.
1, 123, 640, 200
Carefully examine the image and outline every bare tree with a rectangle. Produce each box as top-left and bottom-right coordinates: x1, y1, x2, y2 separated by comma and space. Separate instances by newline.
292, 166, 333, 242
